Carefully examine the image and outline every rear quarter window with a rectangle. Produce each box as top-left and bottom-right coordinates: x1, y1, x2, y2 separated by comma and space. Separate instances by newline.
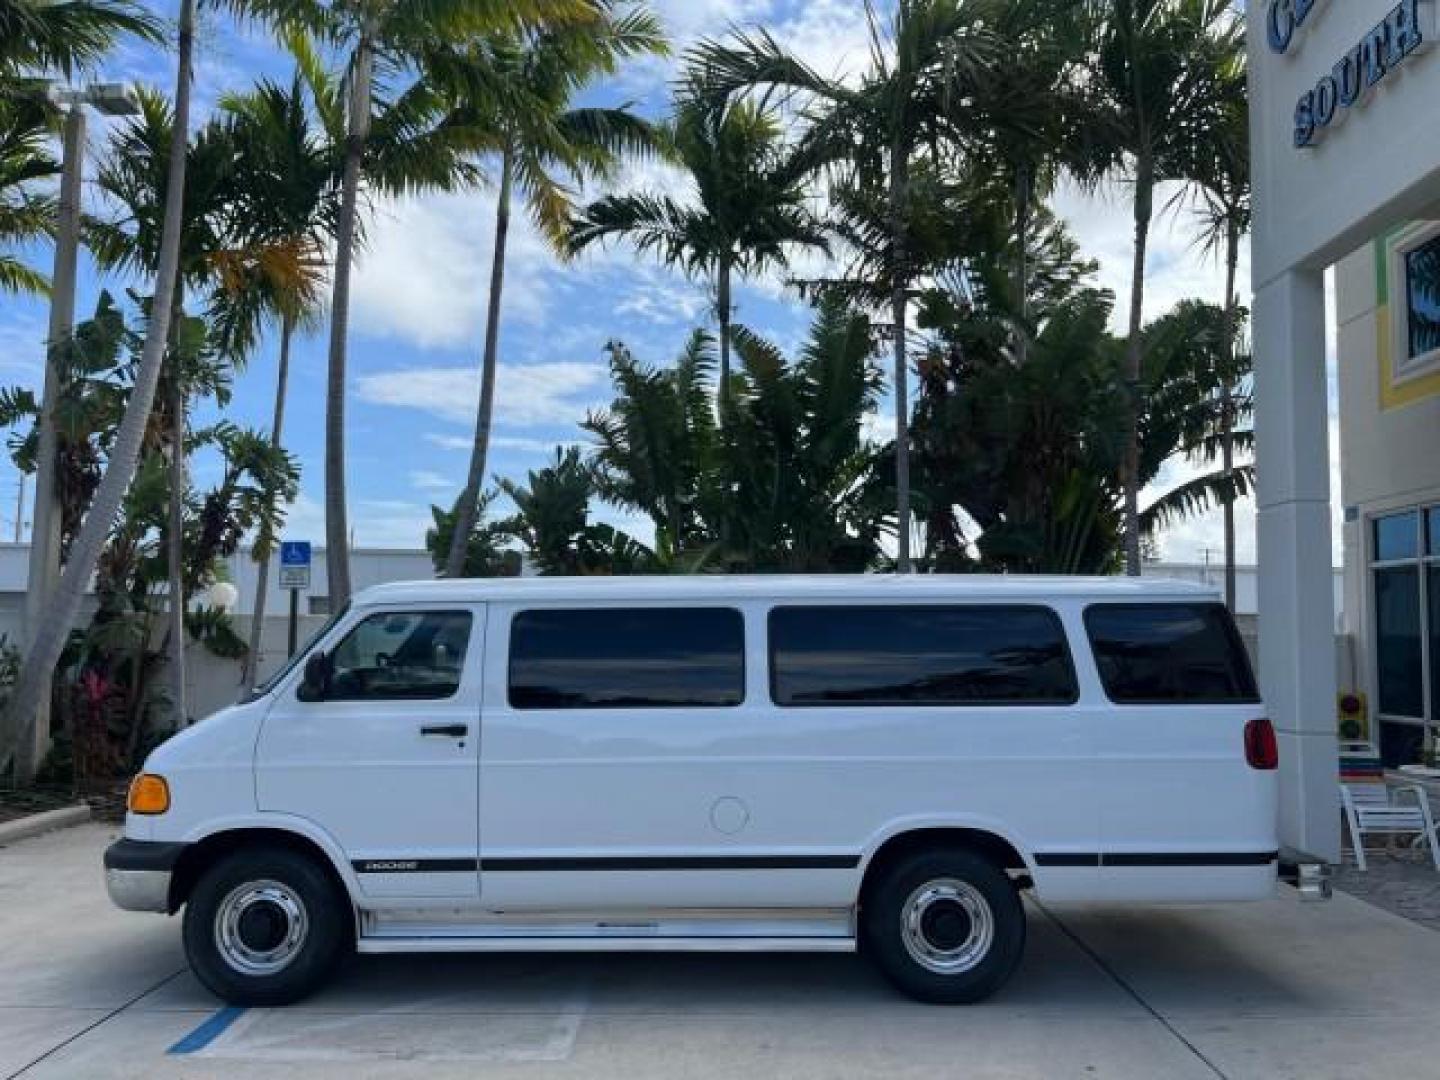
1084, 602, 1259, 704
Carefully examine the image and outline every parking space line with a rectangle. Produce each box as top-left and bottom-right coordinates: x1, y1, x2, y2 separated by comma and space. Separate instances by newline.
166, 1005, 247, 1055
1033, 902, 1229, 1080
5, 968, 188, 1080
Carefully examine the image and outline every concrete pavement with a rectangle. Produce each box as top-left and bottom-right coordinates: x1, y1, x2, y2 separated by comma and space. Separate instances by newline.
4, 823, 1440, 1079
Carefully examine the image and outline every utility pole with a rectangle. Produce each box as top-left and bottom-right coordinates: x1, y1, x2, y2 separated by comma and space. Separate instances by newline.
15, 83, 138, 782
13, 475, 24, 544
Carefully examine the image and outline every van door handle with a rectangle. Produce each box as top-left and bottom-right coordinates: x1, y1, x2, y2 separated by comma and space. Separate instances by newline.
419, 723, 468, 738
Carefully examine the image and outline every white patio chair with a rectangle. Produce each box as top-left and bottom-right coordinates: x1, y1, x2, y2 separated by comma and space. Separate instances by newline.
1340, 780, 1440, 871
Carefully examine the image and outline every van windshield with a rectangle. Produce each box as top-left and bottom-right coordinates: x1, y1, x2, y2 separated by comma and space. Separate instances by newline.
241, 602, 350, 703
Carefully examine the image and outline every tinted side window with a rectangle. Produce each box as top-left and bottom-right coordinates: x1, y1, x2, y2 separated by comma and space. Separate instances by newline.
1085, 603, 1259, 704
769, 605, 1077, 706
325, 610, 472, 701
508, 607, 744, 709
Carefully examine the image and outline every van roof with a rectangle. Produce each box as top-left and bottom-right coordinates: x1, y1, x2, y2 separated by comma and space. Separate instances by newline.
350, 574, 1218, 607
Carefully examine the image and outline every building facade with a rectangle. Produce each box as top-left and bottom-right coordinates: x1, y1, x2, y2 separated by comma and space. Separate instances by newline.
1249, 0, 1440, 860
1336, 226, 1440, 765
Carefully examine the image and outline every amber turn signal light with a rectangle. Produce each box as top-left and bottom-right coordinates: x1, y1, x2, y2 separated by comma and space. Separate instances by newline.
128, 774, 170, 815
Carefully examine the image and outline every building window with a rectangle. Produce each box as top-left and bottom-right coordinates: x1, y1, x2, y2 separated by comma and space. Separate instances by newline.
1375, 510, 1420, 561
1405, 232, 1440, 362
1371, 508, 1440, 765
1391, 224, 1440, 385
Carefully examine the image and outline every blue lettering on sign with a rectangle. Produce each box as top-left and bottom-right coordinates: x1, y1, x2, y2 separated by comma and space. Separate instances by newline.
1294, 0, 1432, 148
1269, 0, 1322, 55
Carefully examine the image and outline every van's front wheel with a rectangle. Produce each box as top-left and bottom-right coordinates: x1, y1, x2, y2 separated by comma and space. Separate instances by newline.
863, 849, 1025, 1004
183, 847, 347, 1006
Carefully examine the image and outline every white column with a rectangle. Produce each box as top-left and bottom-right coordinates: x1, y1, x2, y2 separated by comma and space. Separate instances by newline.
1253, 268, 1340, 863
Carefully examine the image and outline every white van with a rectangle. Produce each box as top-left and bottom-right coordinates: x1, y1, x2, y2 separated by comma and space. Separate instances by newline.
105, 575, 1277, 1006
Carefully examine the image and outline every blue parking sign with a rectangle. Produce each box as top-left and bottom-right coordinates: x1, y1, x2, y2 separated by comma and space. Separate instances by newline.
278, 541, 311, 589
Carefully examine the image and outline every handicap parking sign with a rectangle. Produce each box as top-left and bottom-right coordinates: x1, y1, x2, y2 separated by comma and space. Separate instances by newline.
278, 541, 311, 590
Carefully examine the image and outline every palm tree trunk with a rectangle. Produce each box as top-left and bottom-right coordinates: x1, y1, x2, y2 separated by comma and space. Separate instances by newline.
1121, 156, 1153, 577
1014, 162, 1031, 363
890, 140, 911, 574
1, 0, 195, 775
323, 31, 374, 609
166, 324, 186, 727
1221, 217, 1240, 612
445, 147, 513, 578
717, 259, 732, 413
242, 315, 293, 688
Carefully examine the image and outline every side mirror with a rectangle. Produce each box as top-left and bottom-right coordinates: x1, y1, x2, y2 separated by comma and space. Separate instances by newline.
298, 650, 332, 702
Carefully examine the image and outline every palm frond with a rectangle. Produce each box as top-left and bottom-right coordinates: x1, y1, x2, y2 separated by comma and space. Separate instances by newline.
1140, 464, 1255, 538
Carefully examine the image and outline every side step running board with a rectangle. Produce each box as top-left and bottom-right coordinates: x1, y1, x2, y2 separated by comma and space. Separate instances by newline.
358, 936, 856, 954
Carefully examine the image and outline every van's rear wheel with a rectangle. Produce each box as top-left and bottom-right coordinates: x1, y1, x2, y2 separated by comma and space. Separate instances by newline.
183, 847, 347, 1006
863, 849, 1025, 1004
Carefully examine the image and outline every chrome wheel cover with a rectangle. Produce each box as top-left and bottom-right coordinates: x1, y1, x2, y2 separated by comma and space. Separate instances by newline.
214, 879, 309, 976
900, 878, 995, 975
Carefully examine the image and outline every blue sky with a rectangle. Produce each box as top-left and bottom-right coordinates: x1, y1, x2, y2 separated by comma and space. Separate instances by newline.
2, 0, 1297, 564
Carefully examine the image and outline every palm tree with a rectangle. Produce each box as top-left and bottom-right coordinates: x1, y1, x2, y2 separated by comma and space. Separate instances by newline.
688, 0, 999, 572
435, 1, 667, 579
1, 1, 161, 294
964, 0, 1092, 338
498, 446, 659, 575
1086, 0, 1241, 575
89, 90, 286, 724
0, 96, 54, 295
1180, 58, 1249, 610
2, 0, 195, 777
238, 0, 588, 610
217, 73, 339, 687
584, 331, 722, 562
568, 94, 827, 413
0, 0, 157, 79
723, 296, 885, 571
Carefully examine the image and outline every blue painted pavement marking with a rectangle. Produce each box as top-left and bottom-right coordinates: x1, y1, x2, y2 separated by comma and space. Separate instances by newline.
167, 1005, 247, 1055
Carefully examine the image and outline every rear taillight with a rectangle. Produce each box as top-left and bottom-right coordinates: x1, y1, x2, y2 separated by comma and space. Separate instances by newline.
1245, 718, 1278, 770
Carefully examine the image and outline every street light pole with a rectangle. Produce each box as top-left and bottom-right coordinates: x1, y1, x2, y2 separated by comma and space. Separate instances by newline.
15, 83, 137, 782
17, 104, 85, 782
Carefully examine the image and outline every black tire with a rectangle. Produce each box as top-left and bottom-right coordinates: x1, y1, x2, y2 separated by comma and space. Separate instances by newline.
182, 846, 349, 1006
862, 848, 1026, 1004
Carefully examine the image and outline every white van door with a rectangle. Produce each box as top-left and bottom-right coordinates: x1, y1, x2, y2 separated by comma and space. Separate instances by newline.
478, 603, 780, 910
256, 605, 483, 900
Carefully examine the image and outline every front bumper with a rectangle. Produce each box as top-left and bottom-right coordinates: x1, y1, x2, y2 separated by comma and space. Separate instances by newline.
103, 839, 188, 913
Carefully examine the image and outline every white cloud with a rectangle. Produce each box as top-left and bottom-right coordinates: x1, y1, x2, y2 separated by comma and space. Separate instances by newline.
349, 190, 556, 351
615, 278, 710, 325
282, 493, 436, 550
408, 470, 455, 493
426, 432, 583, 458
352, 499, 437, 547
1053, 177, 1251, 333
495, 435, 583, 454
357, 360, 609, 427
424, 433, 473, 452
